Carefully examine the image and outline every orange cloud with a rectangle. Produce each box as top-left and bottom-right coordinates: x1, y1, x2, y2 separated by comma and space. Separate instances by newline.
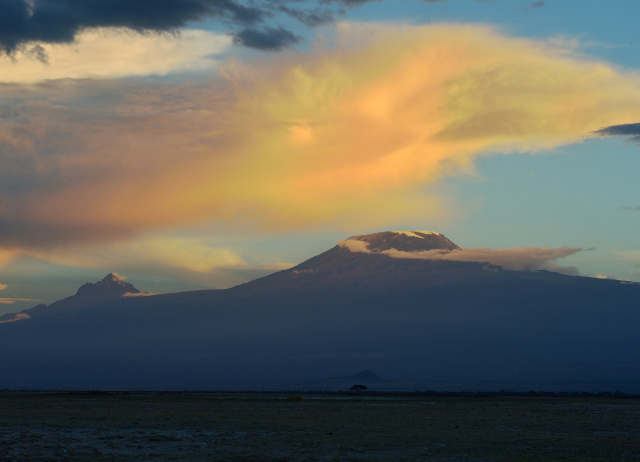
0, 249, 17, 270
2, 23, 640, 261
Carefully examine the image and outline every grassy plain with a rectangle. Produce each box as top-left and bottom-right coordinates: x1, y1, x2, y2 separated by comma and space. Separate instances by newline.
1, 391, 639, 461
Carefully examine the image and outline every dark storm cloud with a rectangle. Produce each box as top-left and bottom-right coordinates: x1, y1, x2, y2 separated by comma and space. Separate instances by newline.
232, 26, 302, 50
594, 122, 640, 143
0, 0, 262, 53
0, 0, 389, 54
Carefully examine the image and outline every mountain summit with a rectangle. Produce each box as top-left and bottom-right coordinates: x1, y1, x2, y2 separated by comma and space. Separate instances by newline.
347, 231, 461, 252
238, 230, 477, 292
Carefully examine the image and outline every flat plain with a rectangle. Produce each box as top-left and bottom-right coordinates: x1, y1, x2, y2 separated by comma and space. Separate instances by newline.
1, 391, 639, 461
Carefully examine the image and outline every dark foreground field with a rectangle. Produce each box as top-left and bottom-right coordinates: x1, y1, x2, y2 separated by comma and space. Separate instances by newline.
1, 392, 639, 461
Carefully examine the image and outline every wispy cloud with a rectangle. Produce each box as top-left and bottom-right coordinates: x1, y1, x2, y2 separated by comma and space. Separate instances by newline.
615, 250, 640, 262
129, 237, 246, 273
0, 313, 31, 323
339, 239, 582, 274
2, 23, 640, 271
0, 298, 40, 305
123, 291, 158, 297
13, 234, 277, 289
0, 283, 7, 291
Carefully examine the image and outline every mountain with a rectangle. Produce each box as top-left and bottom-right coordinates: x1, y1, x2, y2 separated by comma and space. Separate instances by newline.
1, 231, 639, 392
0, 273, 140, 323
347, 230, 460, 252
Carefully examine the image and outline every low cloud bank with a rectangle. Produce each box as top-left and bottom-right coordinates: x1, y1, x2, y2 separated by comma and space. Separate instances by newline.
123, 292, 158, 298
0, 313, 31, 324
0, 298, 40, 305
339, 239, 582, 274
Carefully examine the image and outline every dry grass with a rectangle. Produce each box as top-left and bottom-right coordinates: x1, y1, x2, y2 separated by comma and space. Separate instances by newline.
1, 392, 639, 461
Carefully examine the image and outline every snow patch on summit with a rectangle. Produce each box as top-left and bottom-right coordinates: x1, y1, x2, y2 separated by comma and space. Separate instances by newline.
391, 231, 439, 238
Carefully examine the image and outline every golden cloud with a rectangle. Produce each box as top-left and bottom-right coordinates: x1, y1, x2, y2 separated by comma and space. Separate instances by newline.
0, 250, 17, 270
2, 23, 640, 263
23, 236, 246, 274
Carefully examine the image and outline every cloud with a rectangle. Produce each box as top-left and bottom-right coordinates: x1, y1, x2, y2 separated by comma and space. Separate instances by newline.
0, 28, 232, 83
339, 239, 582, 274
110, 272, 126, 281
3, 24, 640, 266
0, 0, 386, 55
278, 7, 336, 27
123, 291, 158, 297
0, 313, 31, 323
0, 250, 18, 270
621, 206, 640, 212
129, 237, 246, 273
0, 298, 39, 305
531, 1, 545, 7
0, 283, 7, 291
615, 250, 640, 262
594, 123, 640, 143
25, 236, 247, 274
0, 0, 262, 54
232, 27, 302, 51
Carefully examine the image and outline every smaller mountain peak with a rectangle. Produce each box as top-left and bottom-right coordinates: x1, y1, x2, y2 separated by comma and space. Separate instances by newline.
76, 273, 139, 297
346, 230, 460, 253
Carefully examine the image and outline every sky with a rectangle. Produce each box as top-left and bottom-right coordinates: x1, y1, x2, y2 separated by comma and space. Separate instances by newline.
1, 0, 640, 312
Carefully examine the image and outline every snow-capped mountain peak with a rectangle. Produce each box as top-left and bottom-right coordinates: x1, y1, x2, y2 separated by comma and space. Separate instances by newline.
346, 230, 460, 253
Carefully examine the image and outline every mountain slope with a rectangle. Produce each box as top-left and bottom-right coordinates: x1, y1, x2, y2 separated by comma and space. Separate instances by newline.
0, 231, 639, 391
